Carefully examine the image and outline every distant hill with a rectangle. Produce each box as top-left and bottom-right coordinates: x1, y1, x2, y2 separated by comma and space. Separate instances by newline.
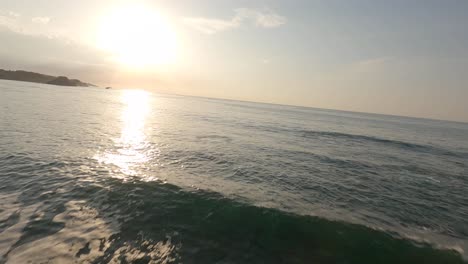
0, 69, 95, 87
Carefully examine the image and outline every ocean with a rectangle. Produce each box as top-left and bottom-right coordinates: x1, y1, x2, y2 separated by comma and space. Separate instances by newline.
1, 79, 467, 263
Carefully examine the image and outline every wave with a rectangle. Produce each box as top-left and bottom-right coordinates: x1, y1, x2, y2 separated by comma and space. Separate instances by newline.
196, 134, 233, 143
81, 180, 468, 263
234, 122, 467, 159
0, 150, 466, 263
1, 149, 467, 263
300, 130, 467, 158
3, 173, 464, 263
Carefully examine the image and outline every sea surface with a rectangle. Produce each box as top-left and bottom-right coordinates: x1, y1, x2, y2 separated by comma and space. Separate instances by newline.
1, 79, 467, 263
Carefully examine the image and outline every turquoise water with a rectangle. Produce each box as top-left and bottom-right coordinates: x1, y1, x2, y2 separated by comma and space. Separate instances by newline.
0, 80, 467, 263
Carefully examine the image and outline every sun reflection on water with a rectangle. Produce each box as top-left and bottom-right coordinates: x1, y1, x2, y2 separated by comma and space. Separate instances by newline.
95, 89, 152, 179
120, 89, 150, 147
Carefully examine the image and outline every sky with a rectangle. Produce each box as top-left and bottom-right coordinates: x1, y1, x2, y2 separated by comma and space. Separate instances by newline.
0, 0, 467, 122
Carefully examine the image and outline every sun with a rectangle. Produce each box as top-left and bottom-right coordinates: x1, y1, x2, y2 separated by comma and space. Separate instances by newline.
97, 4, 178, 68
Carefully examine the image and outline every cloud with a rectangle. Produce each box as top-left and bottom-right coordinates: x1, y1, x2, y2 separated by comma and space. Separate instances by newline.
350, 57, 394, 73
183, 8, 286, 34
0, 16, 62, 40
0, 10, 51, 35
235, 8, 287, 28
0, 11, 22, 33
182, 17, 240, 34
32, 16, 50, 24
8, 11, 20, 18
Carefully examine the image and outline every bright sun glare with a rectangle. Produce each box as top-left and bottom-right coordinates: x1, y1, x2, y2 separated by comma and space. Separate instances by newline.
97, 5, 178, 68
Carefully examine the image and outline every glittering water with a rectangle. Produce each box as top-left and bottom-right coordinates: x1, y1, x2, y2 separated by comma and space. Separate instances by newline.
1, 80, 467, 263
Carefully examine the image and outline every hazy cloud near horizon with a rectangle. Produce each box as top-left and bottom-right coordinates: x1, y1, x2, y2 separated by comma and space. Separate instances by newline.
0, 1, 468, 122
